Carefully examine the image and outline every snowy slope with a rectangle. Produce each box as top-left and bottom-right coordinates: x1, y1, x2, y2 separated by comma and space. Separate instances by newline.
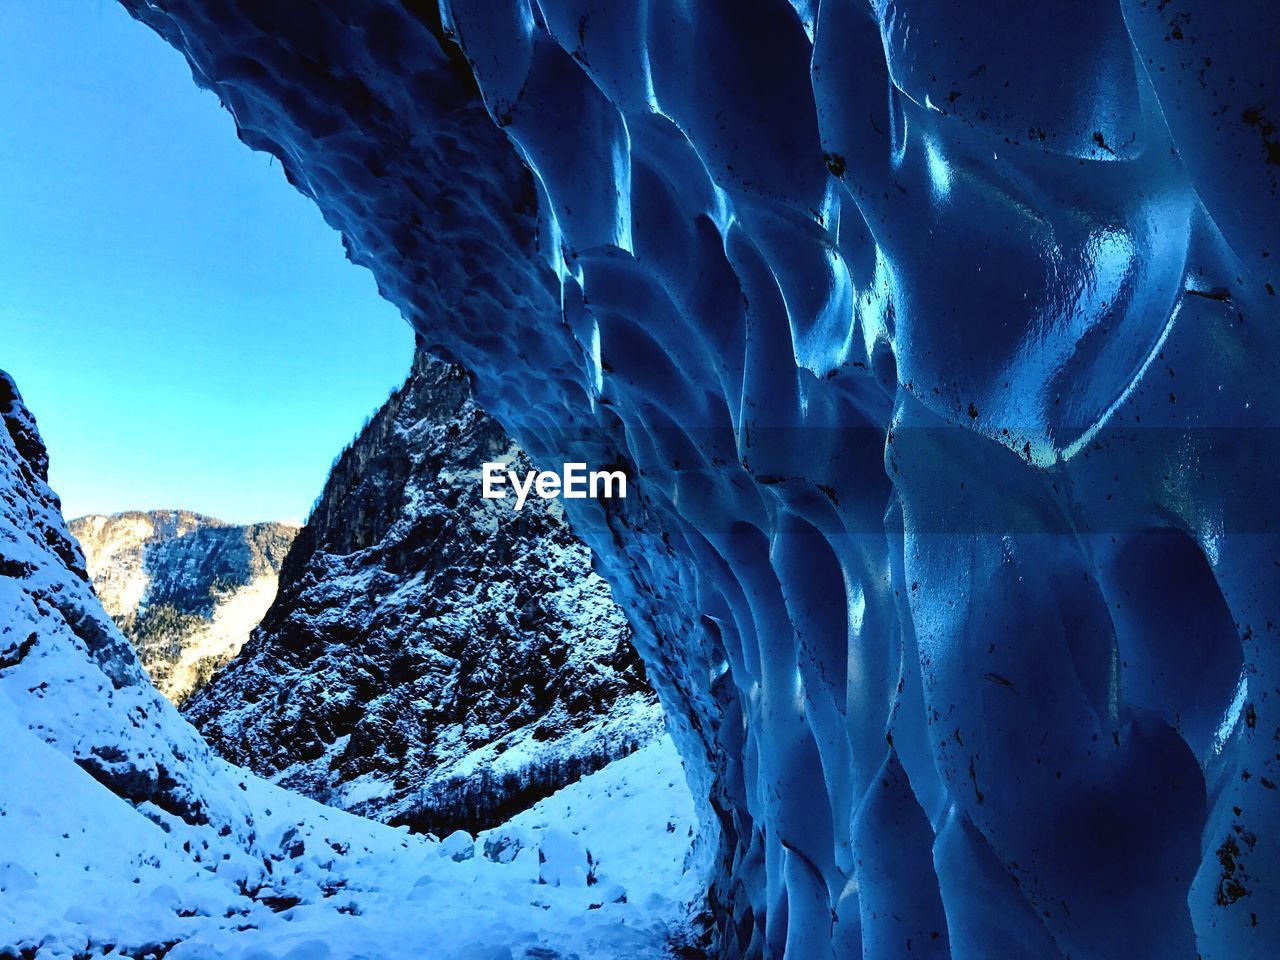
1, 721, 703, 960
184, 348, 663, 833
0, 700, 411, 956
0, 368, 413, 951
70, 511, 296, 704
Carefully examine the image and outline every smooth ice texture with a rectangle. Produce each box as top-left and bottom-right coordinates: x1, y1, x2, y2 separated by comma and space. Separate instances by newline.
98, 1, 1280, 957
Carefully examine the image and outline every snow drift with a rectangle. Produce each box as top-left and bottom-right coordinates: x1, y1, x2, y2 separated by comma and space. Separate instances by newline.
93, 1, 1280, 957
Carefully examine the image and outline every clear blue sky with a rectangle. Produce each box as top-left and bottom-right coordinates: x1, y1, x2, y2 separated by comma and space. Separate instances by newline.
0, 2, 415, 524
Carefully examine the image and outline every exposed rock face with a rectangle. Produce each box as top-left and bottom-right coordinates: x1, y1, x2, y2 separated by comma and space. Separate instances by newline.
183, 348, 660, 832
119, 3, 1280, 959
70, 510, 296, 704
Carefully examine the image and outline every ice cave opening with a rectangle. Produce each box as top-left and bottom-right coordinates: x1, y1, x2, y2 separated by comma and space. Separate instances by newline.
1, 5, 709, 957
5, 1, 1280, 959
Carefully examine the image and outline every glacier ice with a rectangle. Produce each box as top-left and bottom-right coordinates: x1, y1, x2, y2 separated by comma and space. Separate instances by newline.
93, 0, 1280, 957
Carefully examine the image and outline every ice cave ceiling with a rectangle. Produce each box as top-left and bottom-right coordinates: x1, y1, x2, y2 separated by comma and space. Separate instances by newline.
117, 1, 1278, 957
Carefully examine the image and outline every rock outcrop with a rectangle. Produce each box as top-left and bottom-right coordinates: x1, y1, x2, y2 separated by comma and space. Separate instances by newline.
117, 2, 1280, 958
183, 348, 661, 832
70, 510, 296, 704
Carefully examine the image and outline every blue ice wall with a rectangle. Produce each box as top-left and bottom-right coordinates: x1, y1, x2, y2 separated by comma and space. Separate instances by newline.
121, 1, 1280, 957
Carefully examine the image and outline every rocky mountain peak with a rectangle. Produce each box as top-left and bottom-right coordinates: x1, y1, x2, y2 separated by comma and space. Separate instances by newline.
184, 347, 661, 834
70, 509, 297, 704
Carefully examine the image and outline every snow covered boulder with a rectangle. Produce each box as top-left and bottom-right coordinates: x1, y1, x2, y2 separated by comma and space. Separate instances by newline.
0, 861, 36, 894
280, 941, 330, 960
589, 882, 627, 910
482, 825, 532, 865
438, 829, 475, 862
537, 829, 596, 888
406, 874, 434, 902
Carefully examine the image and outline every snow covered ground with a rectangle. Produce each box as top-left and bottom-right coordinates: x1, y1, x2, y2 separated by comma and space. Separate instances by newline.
0, 734, 705, 959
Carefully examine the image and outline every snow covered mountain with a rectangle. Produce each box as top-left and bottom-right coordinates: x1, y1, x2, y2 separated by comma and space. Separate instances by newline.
69, 510, 297, 704
0, 366, 705, 958
183, 347, 663, 833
